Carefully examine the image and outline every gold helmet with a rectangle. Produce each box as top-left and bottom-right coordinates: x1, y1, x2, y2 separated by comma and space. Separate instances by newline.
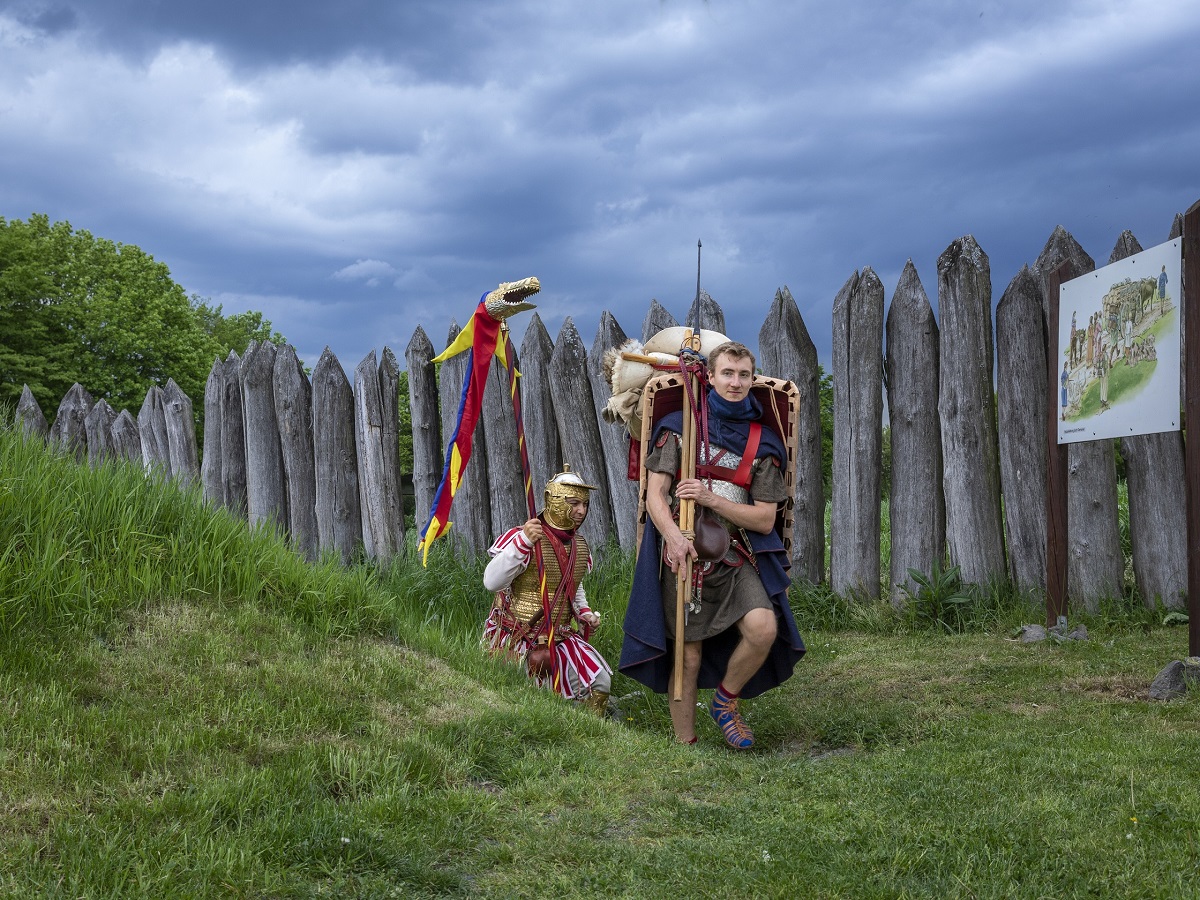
543, 464, 598, 530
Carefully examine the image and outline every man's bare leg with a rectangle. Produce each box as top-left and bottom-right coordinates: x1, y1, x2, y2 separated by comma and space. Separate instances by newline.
719, 608, 777, 695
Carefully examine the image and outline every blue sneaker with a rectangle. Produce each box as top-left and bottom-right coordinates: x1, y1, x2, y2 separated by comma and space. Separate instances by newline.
709, 691, 754, 749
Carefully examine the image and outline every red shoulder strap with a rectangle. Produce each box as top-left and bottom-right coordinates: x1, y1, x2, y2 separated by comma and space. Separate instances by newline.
730, 424, 761, 488
695, 424, 762, 489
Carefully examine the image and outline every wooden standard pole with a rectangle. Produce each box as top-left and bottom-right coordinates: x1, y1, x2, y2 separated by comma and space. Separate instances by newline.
673, 331, 699, 701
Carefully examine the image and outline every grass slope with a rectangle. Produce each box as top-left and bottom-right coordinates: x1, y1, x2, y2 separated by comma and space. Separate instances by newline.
1, 424, 1198, 898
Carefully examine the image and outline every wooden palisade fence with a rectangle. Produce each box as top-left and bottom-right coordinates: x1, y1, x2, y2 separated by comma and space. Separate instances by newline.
11, 216, 1191, 612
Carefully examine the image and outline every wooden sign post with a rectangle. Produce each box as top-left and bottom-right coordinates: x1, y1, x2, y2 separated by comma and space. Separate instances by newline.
1183, 199, 1200, 657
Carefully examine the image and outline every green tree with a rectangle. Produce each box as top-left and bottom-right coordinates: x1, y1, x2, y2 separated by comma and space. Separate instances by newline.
818, 364, 833, 496
193, 299, 285, 358
0, 216, 78, 413
0, 214, 285, 433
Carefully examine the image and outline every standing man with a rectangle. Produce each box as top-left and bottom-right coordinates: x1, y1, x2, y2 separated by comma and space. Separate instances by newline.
483, 466, 612, 715
620, 341, 805, 748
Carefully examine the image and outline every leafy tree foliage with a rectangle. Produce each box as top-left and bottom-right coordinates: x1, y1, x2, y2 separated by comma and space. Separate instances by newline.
0, 214, 284, 428
818, 364, 833, 496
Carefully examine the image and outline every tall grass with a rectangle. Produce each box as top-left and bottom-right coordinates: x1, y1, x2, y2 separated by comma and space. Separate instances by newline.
3, 419, 1198, 898
0, 424, 391, 636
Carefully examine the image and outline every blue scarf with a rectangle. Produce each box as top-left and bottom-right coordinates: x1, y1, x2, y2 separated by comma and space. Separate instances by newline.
706, 388, 762, 450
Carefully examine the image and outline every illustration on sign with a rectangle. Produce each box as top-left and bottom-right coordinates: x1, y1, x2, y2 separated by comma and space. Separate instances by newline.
1057, 238, 1182, 444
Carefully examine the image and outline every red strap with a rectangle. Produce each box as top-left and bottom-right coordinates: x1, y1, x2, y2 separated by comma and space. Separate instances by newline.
694, 424, 761, 489
734, 424, 762, 487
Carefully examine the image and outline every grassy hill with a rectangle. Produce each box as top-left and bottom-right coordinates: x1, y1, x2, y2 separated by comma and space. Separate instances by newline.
1, 422, 1197, 898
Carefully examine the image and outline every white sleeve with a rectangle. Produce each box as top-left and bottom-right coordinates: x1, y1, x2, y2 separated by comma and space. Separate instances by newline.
482, 529, 533, 592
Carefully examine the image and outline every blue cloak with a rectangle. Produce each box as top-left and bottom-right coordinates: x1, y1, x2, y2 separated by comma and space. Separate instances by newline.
617, 410, 806, 699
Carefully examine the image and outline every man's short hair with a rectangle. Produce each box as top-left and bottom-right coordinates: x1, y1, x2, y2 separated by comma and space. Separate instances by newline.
707, 341, 756, 374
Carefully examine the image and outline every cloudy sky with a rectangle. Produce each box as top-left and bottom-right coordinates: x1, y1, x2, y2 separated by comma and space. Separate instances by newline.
2, 0, 1198, 374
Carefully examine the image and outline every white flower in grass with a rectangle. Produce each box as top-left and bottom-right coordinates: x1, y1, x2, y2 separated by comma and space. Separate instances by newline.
761, 850, 772, 863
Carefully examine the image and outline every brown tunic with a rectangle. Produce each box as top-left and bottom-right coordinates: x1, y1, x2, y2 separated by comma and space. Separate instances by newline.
645, 430, 788, 642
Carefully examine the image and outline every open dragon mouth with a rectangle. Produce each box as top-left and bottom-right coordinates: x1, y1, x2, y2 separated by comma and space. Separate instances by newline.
484, 276, 540, 320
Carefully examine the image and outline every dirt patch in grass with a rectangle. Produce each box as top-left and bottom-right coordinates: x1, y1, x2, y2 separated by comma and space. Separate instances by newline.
1060, 675, 1149, 701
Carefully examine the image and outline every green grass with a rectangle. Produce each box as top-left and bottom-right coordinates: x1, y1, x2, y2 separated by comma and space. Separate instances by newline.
1, 422, 1198, 898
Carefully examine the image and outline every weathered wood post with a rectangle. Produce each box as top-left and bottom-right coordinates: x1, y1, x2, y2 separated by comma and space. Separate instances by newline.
519, 314, 563, 505
758, 286, 825, 584
51, 383, 93, 463
219, 351, 248, 516
138, 386, 171, 476
481, 347, 527, 539
436, 322, 492, 556
241, 341, 289, 534
831, 268, 884, 599
275, 344, 319, 560
549, 317, 616, 553
1034, 227, 1121, 609
354, 350, 402, 563
201, 358, 224, 506
686, 289, 727, 336
938, 236, 1006, 586
405, 327, 442, 536
641, 298, 679, 343
885, 261, 944, 605
84, 399, 117, 468
996, 266, 1048, 593
15, 386, 48, 440
1109, 231, 1187, 609
312, 348, 362, 563
111, 410, 142, 464
589, 312, 640, 551
379, 348, 406, 547
163, 379, 199, 484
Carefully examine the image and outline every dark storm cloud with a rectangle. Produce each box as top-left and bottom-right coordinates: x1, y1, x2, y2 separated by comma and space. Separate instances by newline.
1, 0, 1198, 370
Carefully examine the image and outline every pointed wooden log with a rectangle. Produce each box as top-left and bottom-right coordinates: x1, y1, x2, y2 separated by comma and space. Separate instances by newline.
138, 386, 170, 477
885, 262, 945, 605
50, 383, 93, 463
549, 317, 615, 553
996, 266, 1048, 593
15, 385, 48, 440
218, 352, 248, 516
938, 235, 1006, 586
85, 398, 117, 468
111, 409, 142, 463
519, 314, 563, 504
1109, 231, 1186, 609
405, 327, 442, 537
354, 350, 400, 563
378, 347, 406, 548
831, 268, 884, 599
201, 358, 224, 505
641, 298, 679, 343
437, 322, 492, 555
163, 379, 199, 485
589, 312, 639, 551
481, 346, 527, 538
1034, 228, 1121, 609
241, 341, 288, 534
758, 286, 825, 584
274, 344, 319, 560
685, 289, 726, 336
312, 348, 362, 563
